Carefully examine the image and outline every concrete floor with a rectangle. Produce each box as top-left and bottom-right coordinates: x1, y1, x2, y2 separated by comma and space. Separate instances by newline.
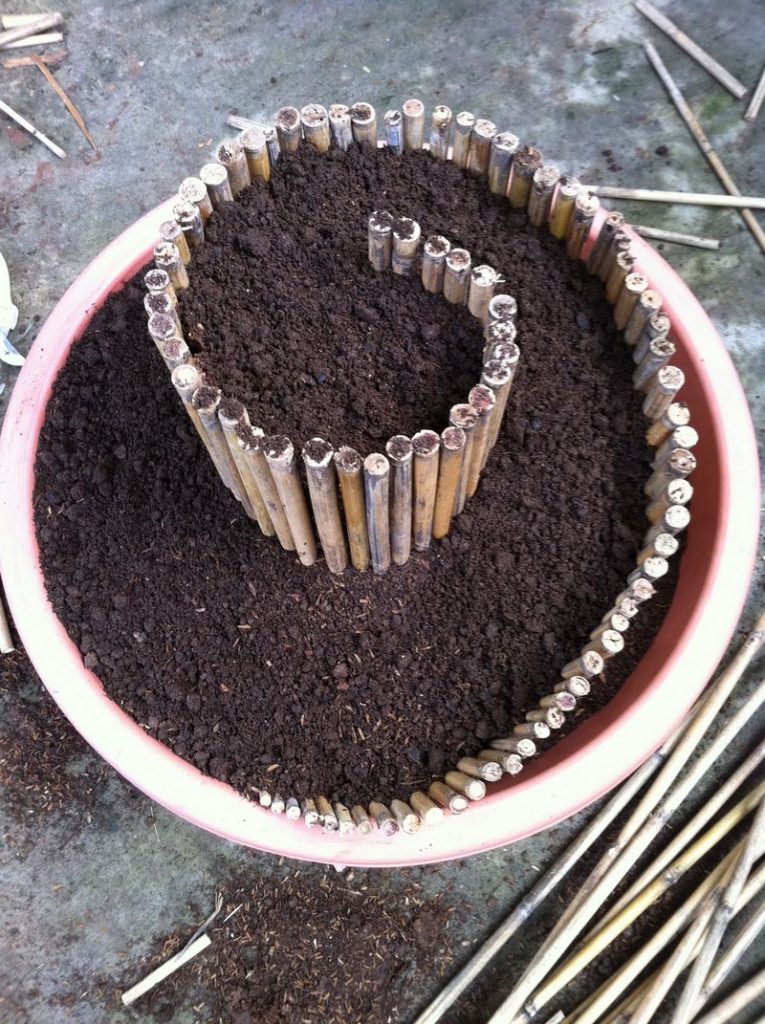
1, 1, 764, 1022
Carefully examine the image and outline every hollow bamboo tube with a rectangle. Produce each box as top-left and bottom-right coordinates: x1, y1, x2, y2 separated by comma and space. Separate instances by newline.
590, 613, 631, 640
584, 628, 625, 660
646, 401, 690, 446
216, 138, 250, 197
301, 798, 319, 827
605, 250, 636, 304
144, 268, 176, 303
302, 438, 348, 574
526, 706, 566, 729
199, 161, 234, 208
383, 108, 403, 153
300, 103, 331, 153
261, 124, 277, 168
586, 211, 626, 277
369, 801, 399, 836
386, 435, 413, 566
443, 248, 472, 304
350, 102, 376, 145
172, 199, 205, 254
144, 290, 180, 328
744, 63, 765, 123
239, 126, 270, 182
171, 362, 206, 445
189, 385, 243, 497
458, 756, 502, 782
646, 472, 694, 513
638, 532, 679, 564
480, 749, 523, 775
429, 104, 452, 160
179, 176, 213, 223
274, 105, 301, 153
488, 131, 519, 196
334, 802, 354, 835
402, 97, 425, 151
598, 228, 632, 284
644, 503, 691, 545
220, 404, 274, 535
236, 425, 295, 550
147, 311, 183, 353
154, 242, 189, 291
490, 735, 537, 757
487, 293, 517, 324
451, 111, 475, 168
565, 191, 600, 259
421, 235, 451, 293
614, 272, 648, 330
466, 384, 496, 498
508, 145, 543, 208
540, 690, 577, 712
351, 805, 372, 834
481, 358, 515, 452
432, 426, 466, 539
466, 118, 496, 176
316, 795, 338, 831
653, 424, 699, 460
157, 337, 191, 372
412, 429, 440, 551
527, 164, 559, 226
392, 216, 421, 276
270, 793, 285, 814
634, 311, 672, 365
449, 404, 478, 515
624, 288, 662, 347
643, 365, 685, 419
445, 770, 486, 801
160, 216, 191, 265
328, 104, 352, 150
364, 453, 391, 575
285, 796, 300, 819
561, 649, 604, 679
482, 316, 518, 363
368, 209, 394, 271
467, 265, 501, 321
264, 435, 317, 566
391, 798, 421, 833
627, 556, 669, 588
548, 175, 582, 239
634, 336, 676, 391
428, 780, 469, 813
409, 790, 444, 826
514, 719, 551, 740
554, 675, 590, 698
334, 446, 370, 572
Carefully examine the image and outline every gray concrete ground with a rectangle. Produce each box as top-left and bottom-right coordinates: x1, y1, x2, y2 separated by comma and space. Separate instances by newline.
1, 1, 764, 1022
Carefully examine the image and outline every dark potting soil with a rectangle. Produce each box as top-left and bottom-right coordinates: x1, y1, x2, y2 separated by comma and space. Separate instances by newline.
34, 143, 677, 808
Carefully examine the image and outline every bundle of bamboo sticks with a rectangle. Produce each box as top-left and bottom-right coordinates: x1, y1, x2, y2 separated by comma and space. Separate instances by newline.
141, 96, 697, 837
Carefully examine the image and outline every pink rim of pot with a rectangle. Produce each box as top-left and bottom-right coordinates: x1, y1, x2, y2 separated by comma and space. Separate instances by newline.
0, 202, 759, 868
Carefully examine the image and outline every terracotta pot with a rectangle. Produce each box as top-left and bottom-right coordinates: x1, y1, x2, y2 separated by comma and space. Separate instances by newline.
0, 202, 759, 867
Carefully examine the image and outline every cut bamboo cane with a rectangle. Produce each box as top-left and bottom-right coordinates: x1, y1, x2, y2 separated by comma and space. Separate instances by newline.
646, 465, 695, 507
0, 12, 62, 48
526, 706, 566, 730
300, 103, 330, 153
178, 377, 236, 491
271, 793, 285, 814
179, 176, 214, 223
328, 103, 352, 150
627, 554, 669, 586
452, 111, 475, 169
487, 293, 518, 323
386, 435, 414, 566
634, 224, 721, 250
509, 146, 543, 208
445, 771, 486, 802
392, 216, 421, 276
448, 404, 478, 515
147, 311, 183, 352
744, 63, 765, 123
589, 612, 631, 640
316, 795, 338, 831
654, 424, 699, 462
410, 790, 444, 826
144, 290, 179, 327
633, 336, 676, 390
540, 691, 577, 713
334, 446, 370, 572
121, 933, 212, 1006
144, 268, 176, 303
605, 250, 636, 304
483, 318, 518, 363
479, 749, 524, 775
160, 217, 191, 265
412, 429, 440, 551
199, 162, 234, 208
468, 265, 501, 321
634, 310, 671, 363
0, 97, 65, 158
457, 756, 502, 782
643, 365, 685, 419
1, 13, 63, 29
565, 191, 600, 259
554, 675, 590, 698
634, 0, 748, 99
302, 438, 348, 574
384, 108, 403, 154
266, 125, 280, 167
432, 426, 466, 539
421, 235, 451, 293
364, 453, 391, 575
264, 436, 317, 566
368, 209, 394, 271
697, 893, 765, 1009
513, 721, 551, 741
192, 386, 252, 511
302, 798, 319, 827
391, 798, 421, 834
692, 965, 765, 1024
369, 801, 399, 836
614, 272, 648, 330
429, 104, 452, 160
587, 211, 626, 277
443, 248, 472, 304
351, 805, 372, 834
646, 401, 691, 445
413, 738, 674, 1024
644, 503, 691, 545
172, 200, 205, 254
637, 531, 679, 563
274, 106, 301, 153
586, 184, 765, 210
481, 359, 516, 452
350, 102, 376, 146
236, 425, 295, 550
402, 98, 425, 152
488, 132, 519, 196
240, 126, 271, 181
548, 175, 582, 239
428, 781, 469, 814
489, 736, 537, 758
644, 41, 765, 256
466, 384, 496, 498
154, 242, 189, 291
258, 789, 272, 808
466, 118, 497, 176
527, 165, 559, 227
157, 337, 190, 372
2, 32, 63, 52
216, 138, 250, 196
624, 288, 662, 347
285, 796, 300, 820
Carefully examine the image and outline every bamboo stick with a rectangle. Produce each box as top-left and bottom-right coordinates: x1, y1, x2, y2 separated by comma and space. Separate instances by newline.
30, 54, 97, 151
218, 401, 275, 535
179, 175, 214, 223
160, 217, 191, 265
527, 165, 559, 227
633, 336, 676, 391
488, 132, 519, 196
300, 103, 330, 153
614, 273, 648, 331
625, 288, 662, 347
458, 756, 502, 782
646, 401, 690, 446
334, 446, 370, 572
587, 184, 765, 210
172, 200, 205, 254
634, 224, 721, 250
328, 103, 352, 150
565, 191, 600, 260
634, 0, 748, 99
489, 736, 537, 758
192, 387, 252, 511
412, 429, 440, 551
121, 934, 212, 1006
199, 162, 234, 208
449, 404, 479, 515
421, 235, 451, 293
429, 104, 452, 160
0, 591, 14, 653
443, 249, 472, 304
364, 453, 391, 574
402, 98, 425, 152
466, 384, 496, 498
698, 893, 765, 1008
1, 13, 63, 29
413, 739, 674, 1024
445, 770, 486, 802
316, 795, 338, 831
743, 63, 765, 123
216, 138, 250, 196
154, 242, 189, 291
264, 436, 317, 566
369, 801, 399, 836
410, 790, 444, 826
240, 126, 271, 181
2, 32, 63, 51
351, 805, 372, 834
509, 146, 543, 208
392, 216, 421, 276
452, 111, 475, 169
302, 798, 319, 827
0, 97, 65, 158
692, 966, 765, 1024
386, 435, 413, 566
350, 102, 376, 146
548, 175, 582, 239
144, 268, 176, 303
0, 12, 62, 48
644, 41, 765, 256
634, 310, 671, 363
368, 209, 394, 271
605, 250, 636, 304
467, 118, 497, 176
236, 425, 295, 551
480, 749, 524, 775
643, 365, 685, 419
302, 438, 348, 574
432, 426, 466, 539
274, 106, 301, 153
468, 265, 501, 321
587, 211, 625, 277
487, 293, 518, 324
285, 796, 300, 820
391, 798, 421, 834
384, 108, 403, 154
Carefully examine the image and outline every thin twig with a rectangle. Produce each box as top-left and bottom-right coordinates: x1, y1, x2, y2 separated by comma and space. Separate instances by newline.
634, 224, 720, 249
0, 97, 65, 159
587, 185, 765, 209
644, 41, 765, 256
30, 54, 97, 151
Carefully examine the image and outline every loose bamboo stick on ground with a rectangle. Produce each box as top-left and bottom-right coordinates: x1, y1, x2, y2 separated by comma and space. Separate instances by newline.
235, 425, 295, 551
30, 54, 97, 151
692, 965, 765, 1024
488, 132, 519, 196
364, 453, 391, 574
634, 224, 721, 250
644, 41, 765, 256
402, 98, 425, 152
412, 429, 440, 551
0, 11, 62, 48
264, 436, 317, 566
587, 184, 765, 210
429, 104, 452, 160
302, 438, 348, 574
413, 739, 674, 1024
634, 0, 748, 99
697, 892, 765, 1009
0, 97, 65, 158
334, 446, 370, 571
121, 934, 212, 1007
744, 63, 765, 122
386, 435, 414, 566
432, 426, 466, 539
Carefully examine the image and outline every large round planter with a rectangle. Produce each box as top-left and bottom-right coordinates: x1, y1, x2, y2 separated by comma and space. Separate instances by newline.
0, 201, 759, 867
